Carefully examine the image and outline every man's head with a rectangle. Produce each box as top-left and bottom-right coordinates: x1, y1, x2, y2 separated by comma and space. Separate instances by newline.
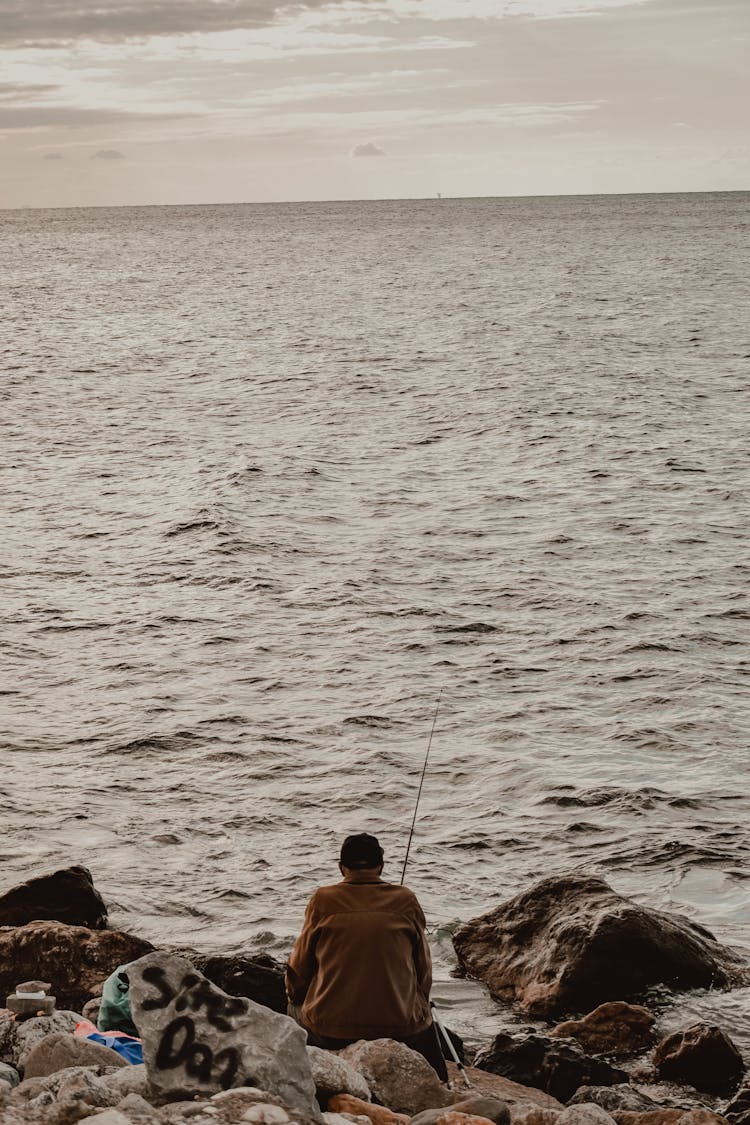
339, 832, 384, 875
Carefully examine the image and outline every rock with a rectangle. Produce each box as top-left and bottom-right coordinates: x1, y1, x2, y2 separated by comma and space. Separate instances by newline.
340, 1039, 452, 1116
0, 1062, 20, 1088
452, 876, 749, 1017
54, 1065, 116, 1109
509, 1112, 562, 1125
128, 951, 316, 1113
433, 1114, 501, 1125
23, 1031, 129, 1078
654, 1023, 745, 1094
445, 1065, 563, 1112
411, 1098, 511, 1125
550, 1004, 656, 1057
473, 1032, 628, 1103
114, 1092, 161, 1118
98, 1064, 151, 1101
0, 866, 108, 929
82, 997, 102, 1023
90, 1112, 136, 1125
0, 921, 154, 1012
568, 1088, 657, 1112
328, 1094, 410, 1125
724, 1085, 750, 1125
555, 1107, 615, 1125
612, 1113, 703, 1125
191, 953, 288, 1015
0, 1009, 80, 1069
307, 1045, 371, 1102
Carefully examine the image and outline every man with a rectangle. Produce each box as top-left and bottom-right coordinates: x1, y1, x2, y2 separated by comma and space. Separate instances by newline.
286, 832, 448, 1081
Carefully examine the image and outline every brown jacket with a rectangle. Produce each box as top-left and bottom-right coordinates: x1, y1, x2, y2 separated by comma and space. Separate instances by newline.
285, 872, 432, 1040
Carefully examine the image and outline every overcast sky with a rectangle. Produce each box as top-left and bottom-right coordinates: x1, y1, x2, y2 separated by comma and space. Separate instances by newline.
1, 0, 748, 207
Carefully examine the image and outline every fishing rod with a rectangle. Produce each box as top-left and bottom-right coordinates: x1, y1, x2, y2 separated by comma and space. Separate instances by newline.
431, 1002, 472, 1088
400, 690, 442, 886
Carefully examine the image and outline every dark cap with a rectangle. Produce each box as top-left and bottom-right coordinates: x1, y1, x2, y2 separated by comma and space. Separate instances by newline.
340, 833, 384, 870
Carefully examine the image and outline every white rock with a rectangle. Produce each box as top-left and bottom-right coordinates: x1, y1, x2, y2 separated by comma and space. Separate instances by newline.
556, 1107, 616, 1125
241, 1105, 291, 1123
128, 953, 316, 1115
307, 1046, 371, 1102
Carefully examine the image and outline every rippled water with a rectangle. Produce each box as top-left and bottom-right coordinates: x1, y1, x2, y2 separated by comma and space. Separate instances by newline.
2, 193, 749, 1060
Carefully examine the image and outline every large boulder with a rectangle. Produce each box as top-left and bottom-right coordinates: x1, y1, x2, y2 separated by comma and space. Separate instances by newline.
474, 1032, 628, 1104
341, 1039, 452, 1116
0, 866, 108, 929
452, 876, 748, 1017
551, 1003, 656, 1057
0, 921, 153, 1012
555, 1107, 616, 1125
127, 950, 316, 1113
653, 1023, 745, 1095
192, 952, 287, 1014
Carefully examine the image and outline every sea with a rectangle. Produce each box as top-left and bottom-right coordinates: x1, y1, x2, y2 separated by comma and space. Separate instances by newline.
2, 192, 749, 1066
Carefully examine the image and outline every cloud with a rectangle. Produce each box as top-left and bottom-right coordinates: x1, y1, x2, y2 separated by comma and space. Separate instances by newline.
91, 148, 126, 159
0, 0, 369, 48
351, 141, 386, 157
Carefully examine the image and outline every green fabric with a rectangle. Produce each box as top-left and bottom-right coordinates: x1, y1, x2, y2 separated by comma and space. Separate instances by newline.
97, 964, 138, 1037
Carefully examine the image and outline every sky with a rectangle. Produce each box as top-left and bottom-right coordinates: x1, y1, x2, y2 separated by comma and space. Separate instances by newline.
0, 0, 748, 207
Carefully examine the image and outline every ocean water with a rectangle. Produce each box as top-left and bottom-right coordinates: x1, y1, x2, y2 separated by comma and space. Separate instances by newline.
2, 193, 749, 1059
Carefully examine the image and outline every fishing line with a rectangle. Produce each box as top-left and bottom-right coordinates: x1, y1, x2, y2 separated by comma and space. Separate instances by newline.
400, 689, 442, 886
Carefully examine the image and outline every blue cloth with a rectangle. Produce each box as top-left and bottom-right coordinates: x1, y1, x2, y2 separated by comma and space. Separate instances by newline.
85, 1032, 143, 1066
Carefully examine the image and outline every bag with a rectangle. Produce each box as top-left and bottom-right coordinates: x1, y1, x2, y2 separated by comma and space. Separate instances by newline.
97, 964, 138, 1038
76, 1020, 143, 1065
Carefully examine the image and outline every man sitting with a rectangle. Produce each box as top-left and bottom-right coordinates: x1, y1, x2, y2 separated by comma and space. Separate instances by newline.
286, 832, 448, 1080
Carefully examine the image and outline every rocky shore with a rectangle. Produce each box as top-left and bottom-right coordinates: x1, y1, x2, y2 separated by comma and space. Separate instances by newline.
0, 867, 748, 1125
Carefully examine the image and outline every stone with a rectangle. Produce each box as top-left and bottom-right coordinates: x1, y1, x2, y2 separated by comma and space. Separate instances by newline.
473, 1033, 628, 1103
98, 1063, 151, 1101
555, 1107, 616, 1125
0, 1009, 80, 1069
411, 1098, 511, 1125
127, 951, 316, 1113
550, 1004, 656, 1057
82, 997, 102, 1023
435, 1114, 500, 1125
115, 1092, 161, 1117
328, 1094, 410, 1125
307, 1046, 371, 1102
724, 1085, 750, 1125
23, 1031, 129, 1078
444, 1065, 563, 1111
0, 866, 108, 929
653, 1023, 745, 1094
568, 1088, 657, 1113
509, 1112, 562, 1125
0, 920, 154, 1013
612, 1113, 696, 1125
0, 1062, 20, 1088
54, 1066, 116, 1109
90, 1112, 136, 1125
452, 876, 749, 1018
340, 1039, 452, 1116
191, 954, 288, 1015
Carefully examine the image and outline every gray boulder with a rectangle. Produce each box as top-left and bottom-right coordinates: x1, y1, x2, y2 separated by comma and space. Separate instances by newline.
411, 1096, 511, 1125
340, 1039, 452, 1115
128, 951, 316, 1113
452, 875, 749, 1018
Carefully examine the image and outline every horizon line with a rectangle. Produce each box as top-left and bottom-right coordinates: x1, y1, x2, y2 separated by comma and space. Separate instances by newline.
2, 186, 749, 215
